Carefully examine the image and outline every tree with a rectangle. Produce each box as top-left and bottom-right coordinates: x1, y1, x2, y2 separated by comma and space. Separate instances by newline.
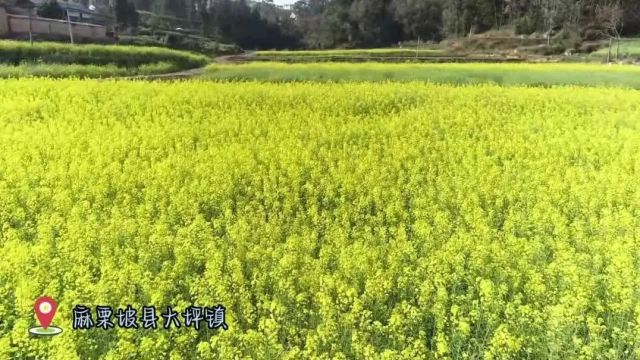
115, 0, 129, 27
206, 0, 296, 49
115, 0, 139, 31
391, 0, 443, 41
596, 0, 623, 61
348, 0, 401, 46
37, 0, 65, 20
292, 0, 335, 48
157, 0, 639, 51
443, 0, 466, 37
531, 0, 569, 44
537, 0, 560, 45
620, 0, 640, 34
324, 0, 357, 46
199, 5, 211, 36
128, 1, 139, 28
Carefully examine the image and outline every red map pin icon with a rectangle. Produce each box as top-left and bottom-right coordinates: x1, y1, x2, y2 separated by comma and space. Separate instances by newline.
34, 297, 57, 329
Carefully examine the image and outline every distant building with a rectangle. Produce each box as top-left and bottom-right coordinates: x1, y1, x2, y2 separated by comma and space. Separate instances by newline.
29, 0, 111, 24
0, 4, 109, 40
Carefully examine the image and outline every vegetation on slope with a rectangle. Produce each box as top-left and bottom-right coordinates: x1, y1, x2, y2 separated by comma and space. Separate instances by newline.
0, 40, 210, 69
203, 62, 640, 88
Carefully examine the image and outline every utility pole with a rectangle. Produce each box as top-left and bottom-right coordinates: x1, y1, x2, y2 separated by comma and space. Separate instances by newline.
28, 5, 33, 45
67, 11, 74, 44
186, 0, 192, 27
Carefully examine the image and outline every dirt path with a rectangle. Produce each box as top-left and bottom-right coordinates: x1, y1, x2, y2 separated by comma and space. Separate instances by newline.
118, 51, 254, 81
214, 51, 256, 64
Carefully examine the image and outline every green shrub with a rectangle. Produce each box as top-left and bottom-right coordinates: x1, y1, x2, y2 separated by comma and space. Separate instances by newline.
37, 0, 65, 20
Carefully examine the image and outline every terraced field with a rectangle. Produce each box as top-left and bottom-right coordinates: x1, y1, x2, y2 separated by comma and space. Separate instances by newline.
204, 62, 640, 88
1, 79, 640, 359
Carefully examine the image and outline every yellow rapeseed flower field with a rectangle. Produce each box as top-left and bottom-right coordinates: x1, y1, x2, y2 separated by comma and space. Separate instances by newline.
1, 79, 640, 359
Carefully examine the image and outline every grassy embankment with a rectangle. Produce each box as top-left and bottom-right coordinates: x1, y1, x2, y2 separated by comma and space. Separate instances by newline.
591, 39, 640, 60
204, 62, 640, 88
255, 48, 447, 57
253, 48, 458, 63
0, 40, 210, 78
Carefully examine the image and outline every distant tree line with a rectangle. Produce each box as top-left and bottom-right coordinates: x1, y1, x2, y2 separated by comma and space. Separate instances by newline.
288, 0, 639, 48
116, 0, 140, 30
201, 0, 300, 49
35, 0, 640, 49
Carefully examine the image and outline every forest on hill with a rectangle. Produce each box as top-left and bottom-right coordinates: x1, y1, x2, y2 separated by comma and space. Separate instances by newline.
6, 0, 639, 50
155, 0, 640, 49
